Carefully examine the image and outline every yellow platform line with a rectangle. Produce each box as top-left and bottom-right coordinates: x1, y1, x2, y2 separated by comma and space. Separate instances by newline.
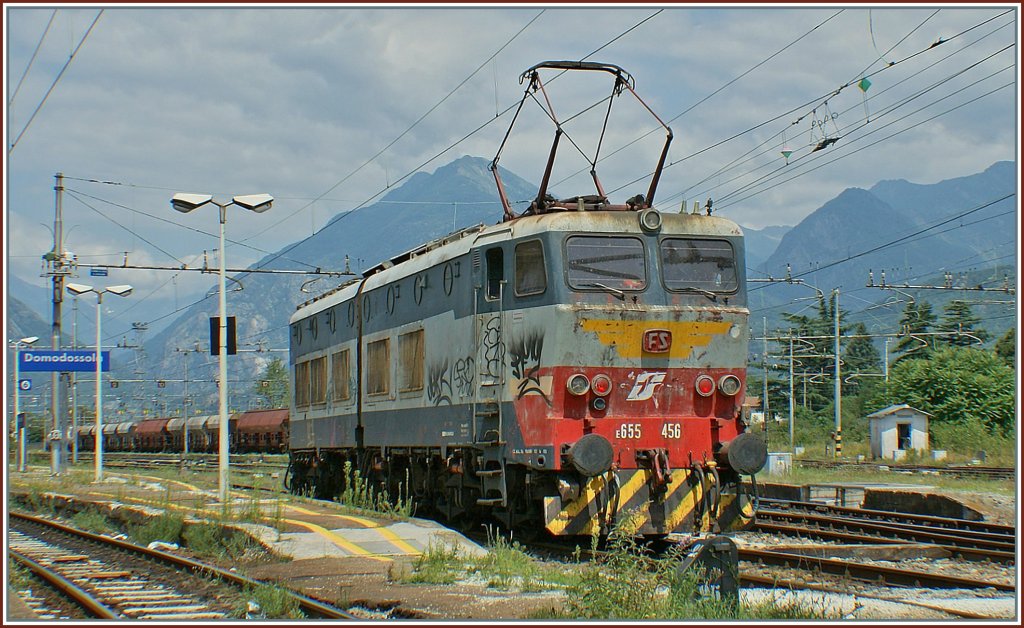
283, 519, 392, 562
91, 478, 422, 558
286, 504, 421, 555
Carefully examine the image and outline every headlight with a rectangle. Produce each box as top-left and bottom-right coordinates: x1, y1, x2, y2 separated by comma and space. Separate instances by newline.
639, 207, 662, 232
718, 374, 741, 396
566, 373, 591, 396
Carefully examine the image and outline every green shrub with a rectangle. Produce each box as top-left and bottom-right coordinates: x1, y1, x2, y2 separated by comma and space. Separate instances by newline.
129, 513, 184, 547
231, 583, 303, 619
71, 509, 113, 535
402, 540, 464, 585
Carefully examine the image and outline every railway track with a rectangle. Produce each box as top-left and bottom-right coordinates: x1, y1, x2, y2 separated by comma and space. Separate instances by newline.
753, 500, 1016, 563
757, 497, 1017, 537
8, 512, 355, 620
738, 574, 1000, 620
797, 458, 1015, 481
738, 546, 1014, 591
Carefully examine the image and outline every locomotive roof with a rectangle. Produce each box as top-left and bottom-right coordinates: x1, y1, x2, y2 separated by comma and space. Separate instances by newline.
292, 208, 742, 322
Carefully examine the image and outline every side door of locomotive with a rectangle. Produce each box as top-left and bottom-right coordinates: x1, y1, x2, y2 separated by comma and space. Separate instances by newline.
473, 241, 508, 404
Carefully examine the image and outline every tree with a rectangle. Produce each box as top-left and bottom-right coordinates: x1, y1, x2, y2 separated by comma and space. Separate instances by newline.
842, 322, 881, 395
994, 327, 1015, 367
780, 291, 835, 412
878, 347, 1014, 435
252, 358, 290, 409
936, 300, 989, 347
893, 300, 936, 361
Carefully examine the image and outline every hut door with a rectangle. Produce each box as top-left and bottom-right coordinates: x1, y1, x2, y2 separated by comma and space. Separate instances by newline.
897, 423, 911, 450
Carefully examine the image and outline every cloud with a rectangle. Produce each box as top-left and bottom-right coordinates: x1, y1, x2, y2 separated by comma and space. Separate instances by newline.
6, 5, 1017, 335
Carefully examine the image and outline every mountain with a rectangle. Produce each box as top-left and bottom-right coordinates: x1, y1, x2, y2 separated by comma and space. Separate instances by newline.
137, 156, 541, 414
741, 225, 792, 270
15, 156, 1011, 415
7, 294, 52, 345
755, 161, 1016, 339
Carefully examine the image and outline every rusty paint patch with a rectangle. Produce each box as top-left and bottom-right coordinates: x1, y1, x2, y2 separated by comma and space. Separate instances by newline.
579, 319, 733, 359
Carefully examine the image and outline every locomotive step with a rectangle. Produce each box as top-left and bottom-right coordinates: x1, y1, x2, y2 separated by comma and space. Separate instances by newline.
476, 469, 504, 477
476, 498, 505, 506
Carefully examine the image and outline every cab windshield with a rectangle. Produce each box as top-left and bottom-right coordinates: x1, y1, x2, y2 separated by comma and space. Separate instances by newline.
660, 238, 738, 293
565, 236, 646, 292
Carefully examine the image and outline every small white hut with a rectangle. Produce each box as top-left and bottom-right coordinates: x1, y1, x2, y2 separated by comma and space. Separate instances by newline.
867, 404, 931, 461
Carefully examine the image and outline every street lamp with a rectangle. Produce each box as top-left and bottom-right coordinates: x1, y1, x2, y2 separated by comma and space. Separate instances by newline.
66, 283, 133, 482
171, 192, 272, 503
12, 335, 40, 472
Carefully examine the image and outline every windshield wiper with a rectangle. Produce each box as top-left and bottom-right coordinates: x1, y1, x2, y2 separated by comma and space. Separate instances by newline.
581, 282, 625, 300
678, 286, 718, 301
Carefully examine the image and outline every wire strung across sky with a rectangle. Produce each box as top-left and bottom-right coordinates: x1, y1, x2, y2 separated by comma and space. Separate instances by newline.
43, 8, 1015, 344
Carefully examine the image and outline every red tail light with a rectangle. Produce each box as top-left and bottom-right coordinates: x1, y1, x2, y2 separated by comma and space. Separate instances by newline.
695, 375, 715, 397
591, 374, 612, 396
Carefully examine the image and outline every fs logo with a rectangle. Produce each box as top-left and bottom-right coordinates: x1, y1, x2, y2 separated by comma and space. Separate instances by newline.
642, 329, 672, 353
627, 371, 667, 403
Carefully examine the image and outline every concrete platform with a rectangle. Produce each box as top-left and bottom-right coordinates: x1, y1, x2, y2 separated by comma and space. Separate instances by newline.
8, 468, 485, 566
6, 587, 39, 620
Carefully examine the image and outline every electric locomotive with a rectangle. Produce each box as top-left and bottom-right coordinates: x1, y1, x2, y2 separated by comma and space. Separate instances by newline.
286, 61, 767, 537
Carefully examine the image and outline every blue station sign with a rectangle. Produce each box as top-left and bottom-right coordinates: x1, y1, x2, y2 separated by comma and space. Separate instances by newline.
19, 350, 110, 372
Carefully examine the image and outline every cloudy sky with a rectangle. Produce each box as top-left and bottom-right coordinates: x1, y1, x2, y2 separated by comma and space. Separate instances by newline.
4, 4, 1019, 339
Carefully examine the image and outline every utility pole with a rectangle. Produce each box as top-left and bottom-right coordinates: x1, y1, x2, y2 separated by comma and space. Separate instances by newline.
833, 288, 842, 458
762, 317, 769, 438
43, 172, 72, 475
788, 331, 795, 454
71, 296, 79, 463
884, 337, 892, 382
183, 352, 190, 459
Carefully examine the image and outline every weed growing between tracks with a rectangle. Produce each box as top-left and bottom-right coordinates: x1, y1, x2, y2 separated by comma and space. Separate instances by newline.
8, 560, 32, 590
70, 508, 115, 535
229, 583, 303, 619
337, 461, 414, 518
395, 516, 831, 620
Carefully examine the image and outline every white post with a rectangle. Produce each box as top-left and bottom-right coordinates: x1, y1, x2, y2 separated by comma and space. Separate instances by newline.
789, 333, 795, 453
15, 345, 23, 472
762, 317, 769, 439
72, 297, 78, 463
171, 192, 272, 502
884, 337, 891, 382
833, 288, 841, 458
95, 292, 104, 482
183, 353, 190, 460
217, 203, 230, 503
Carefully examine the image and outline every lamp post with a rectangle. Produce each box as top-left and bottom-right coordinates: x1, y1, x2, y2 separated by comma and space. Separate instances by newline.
65, 283, 133, 482
12, 336, 40, 472
171, 192, 272, 503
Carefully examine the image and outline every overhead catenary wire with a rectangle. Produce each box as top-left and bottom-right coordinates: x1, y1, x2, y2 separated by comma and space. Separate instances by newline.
616, 9, 1013, 208
95, 9, 670, 340
716, 79, 1013, 211
749, 192, 1016, 294
228, 9, 667, 284
670, 14, 1015, 205
552, 8, 848, 191
8, 9, 57, 107
708, 51, 1015, 208
241, 8, 548, 245
8, 9, 103, 154
674, 16, 1015, 207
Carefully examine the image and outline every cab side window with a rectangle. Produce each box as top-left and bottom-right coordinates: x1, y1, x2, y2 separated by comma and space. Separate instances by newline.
515, 240, 546, 296
486, 247, 504, 300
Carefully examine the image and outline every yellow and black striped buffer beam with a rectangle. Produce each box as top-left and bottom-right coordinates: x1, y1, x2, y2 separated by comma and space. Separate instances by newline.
543, 468, 755, 536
